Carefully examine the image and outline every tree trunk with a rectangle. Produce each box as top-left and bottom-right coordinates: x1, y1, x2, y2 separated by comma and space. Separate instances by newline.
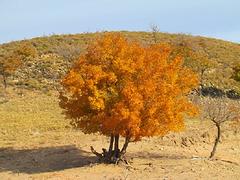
120, 136, 130, 155
117, 136, 130, 163
210, 123, 221, 159
200, 70, 205, 87
90, 134, 131, 164
199, 69, 205, 96
114, 134, 120, 158
2, 74, 7, 89
108, 134, 114, 152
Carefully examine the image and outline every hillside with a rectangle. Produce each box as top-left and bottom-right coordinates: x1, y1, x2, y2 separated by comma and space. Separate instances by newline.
0, 32, 240, 179
0, 31, 240, 93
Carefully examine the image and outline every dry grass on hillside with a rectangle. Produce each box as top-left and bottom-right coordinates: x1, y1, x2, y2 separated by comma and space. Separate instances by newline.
1, 31, 240, 92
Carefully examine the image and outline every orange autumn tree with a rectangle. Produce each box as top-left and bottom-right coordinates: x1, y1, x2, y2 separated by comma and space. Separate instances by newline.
0, 52, 21, 89
59, 33, 199, 163
0, 42, 37, 89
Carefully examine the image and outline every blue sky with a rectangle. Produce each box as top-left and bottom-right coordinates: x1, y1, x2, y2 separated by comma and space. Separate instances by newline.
0, 0, 239, 43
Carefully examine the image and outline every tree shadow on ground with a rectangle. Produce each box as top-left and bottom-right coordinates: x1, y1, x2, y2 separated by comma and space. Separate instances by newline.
0, 145, 96, 174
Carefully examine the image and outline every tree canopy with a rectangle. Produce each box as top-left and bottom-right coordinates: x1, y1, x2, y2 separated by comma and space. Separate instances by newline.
0, 42, 37, 88
59, 33, 199, 142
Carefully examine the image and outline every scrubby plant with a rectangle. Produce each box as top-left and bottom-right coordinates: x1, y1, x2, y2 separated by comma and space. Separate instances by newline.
233, 64, 240, 82
171, 38, 216, 94
0, 51, 21, 88
201, 97, 240, 158
0, 42, 37, 89
150, 24, 160, 43
15, 41, 38, 59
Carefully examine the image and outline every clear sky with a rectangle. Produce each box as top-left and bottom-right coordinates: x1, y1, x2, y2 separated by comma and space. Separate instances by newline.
0, 0, 239, 44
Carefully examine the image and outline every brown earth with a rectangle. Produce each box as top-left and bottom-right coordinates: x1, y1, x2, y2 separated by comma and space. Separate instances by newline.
0, 89, 239, 180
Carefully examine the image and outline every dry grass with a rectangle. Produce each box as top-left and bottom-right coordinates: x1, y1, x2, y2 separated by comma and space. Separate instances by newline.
0, 89, 239, 179
0, 90, 69, 147
1, 31, 240, 92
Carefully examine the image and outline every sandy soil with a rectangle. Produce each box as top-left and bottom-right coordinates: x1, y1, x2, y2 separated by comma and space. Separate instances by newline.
0, 91, 239, 180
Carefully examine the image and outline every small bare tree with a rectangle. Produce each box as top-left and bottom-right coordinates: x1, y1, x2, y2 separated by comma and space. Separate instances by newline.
53, 44, 82, 62
150, 24, 160, 43
201, 97, 240, 158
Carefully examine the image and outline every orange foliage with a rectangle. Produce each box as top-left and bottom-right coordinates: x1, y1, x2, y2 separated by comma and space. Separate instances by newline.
0, 42, 37, 88
0, 52, 22, 88
59, 33, 199, 141
0, 54, 21, 74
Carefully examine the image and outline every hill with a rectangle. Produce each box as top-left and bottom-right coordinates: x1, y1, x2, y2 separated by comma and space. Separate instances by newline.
0, 32, 240, 179
0, 31, 240, 93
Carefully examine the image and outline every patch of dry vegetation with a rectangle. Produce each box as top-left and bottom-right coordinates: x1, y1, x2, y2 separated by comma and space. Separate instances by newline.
0, 89, 69, 147
0, 31, 239, 92
0, 90, 239, 179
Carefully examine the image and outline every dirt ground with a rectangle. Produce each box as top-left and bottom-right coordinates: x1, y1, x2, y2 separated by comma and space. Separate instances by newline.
0, 90, 239, 180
